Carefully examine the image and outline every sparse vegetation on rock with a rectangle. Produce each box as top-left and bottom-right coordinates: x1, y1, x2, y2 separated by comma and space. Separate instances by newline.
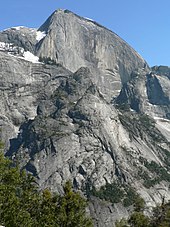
0, 153, 93, 227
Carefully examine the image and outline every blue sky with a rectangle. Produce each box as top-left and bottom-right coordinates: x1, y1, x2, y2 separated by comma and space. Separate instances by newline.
0, 0, 170, 66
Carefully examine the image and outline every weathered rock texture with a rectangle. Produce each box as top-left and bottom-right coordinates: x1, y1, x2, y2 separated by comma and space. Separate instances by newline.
36, 10, 148, 101
0, 51, 71, 147
0, 9, 170, 227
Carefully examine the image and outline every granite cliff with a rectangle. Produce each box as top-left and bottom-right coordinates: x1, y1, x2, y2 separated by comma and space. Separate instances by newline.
0, 9, 170, 227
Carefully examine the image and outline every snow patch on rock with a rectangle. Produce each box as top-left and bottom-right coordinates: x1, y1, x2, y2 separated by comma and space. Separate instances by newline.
84, 17, 94, 22
2, 26, 26, 31
36, 31, 46, 42
11, 26, 25, 30
22, 51, 39, 63
0, 42, 40, 63
0, 42, 24, 54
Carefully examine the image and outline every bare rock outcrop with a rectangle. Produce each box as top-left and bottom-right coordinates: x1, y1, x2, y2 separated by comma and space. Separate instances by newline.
37, 9, 149, 100
0, 9, 170, 227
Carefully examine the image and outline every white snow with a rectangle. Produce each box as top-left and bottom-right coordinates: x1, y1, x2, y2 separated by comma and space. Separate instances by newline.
36, 31, 46, 42
11, 26, 25, 30
0, 41, 40, 64
0, 42, 7, 50
22, 51, 39, 63
2, 26, 25, 31
0, 42, 12, 50
0, 42, 24, 54
84, 17, 94, 22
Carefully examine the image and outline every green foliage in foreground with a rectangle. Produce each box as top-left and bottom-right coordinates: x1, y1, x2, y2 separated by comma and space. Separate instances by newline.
116, 199, 170, 227
0, 153, 93, 227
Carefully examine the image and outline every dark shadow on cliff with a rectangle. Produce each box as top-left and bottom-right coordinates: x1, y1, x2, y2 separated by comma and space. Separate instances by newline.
6, 120, 34, 157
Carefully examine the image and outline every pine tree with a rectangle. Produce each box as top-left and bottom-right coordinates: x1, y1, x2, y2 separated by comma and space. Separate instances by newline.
128, 211, 150, 227
56, 181, 93, 227
0, 153, 34, 226
0, 153, 93, 227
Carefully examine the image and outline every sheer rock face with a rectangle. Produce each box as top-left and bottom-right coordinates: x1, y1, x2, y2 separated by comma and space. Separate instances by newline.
116, 69, 170, 120
0, 9, 148, 101
10, 68, 170, 215
36, 9, 148, 101
9, 68, 122, 190
0, 9, 170, 227
0, 51, 71, 147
